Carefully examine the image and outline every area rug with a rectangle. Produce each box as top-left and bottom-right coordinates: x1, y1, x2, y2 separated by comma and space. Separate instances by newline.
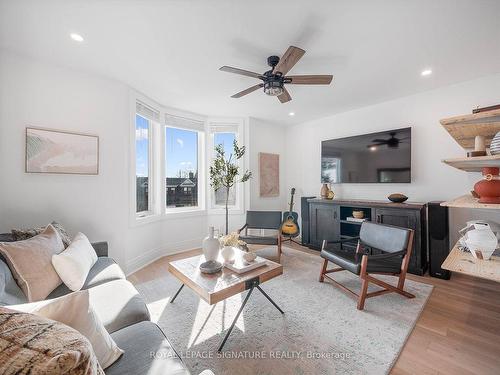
133, 247, 433, 375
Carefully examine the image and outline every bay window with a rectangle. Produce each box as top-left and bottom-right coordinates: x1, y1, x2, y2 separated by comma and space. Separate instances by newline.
132, 93, 245, 223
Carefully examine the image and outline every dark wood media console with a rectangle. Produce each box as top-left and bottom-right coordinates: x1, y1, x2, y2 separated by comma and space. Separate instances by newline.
306, 198, 428, 275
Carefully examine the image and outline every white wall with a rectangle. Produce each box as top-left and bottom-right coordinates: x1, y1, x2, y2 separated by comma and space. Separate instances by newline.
286, 74, 500, 243
0, 52, 229, 273
248, 118, 287, 211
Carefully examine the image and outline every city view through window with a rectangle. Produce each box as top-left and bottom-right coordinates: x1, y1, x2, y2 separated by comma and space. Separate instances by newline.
136, 114, 237, 213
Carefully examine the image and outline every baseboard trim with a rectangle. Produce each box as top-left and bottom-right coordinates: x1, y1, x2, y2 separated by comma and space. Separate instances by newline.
125, 237, 203, 276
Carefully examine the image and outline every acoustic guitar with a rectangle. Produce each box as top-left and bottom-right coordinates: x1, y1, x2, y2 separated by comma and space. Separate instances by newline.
281, 188, 299, 236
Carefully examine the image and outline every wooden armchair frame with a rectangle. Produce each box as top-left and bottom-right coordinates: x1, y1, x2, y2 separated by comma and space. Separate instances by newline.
319, 230, 415, 310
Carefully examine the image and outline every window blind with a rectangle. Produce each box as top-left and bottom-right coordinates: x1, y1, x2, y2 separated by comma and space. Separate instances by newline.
136, 101, 160, 122
165, 113, 205, 132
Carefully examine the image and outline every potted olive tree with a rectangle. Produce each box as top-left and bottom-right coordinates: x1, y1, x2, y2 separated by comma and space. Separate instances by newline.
209, 140, 251, 235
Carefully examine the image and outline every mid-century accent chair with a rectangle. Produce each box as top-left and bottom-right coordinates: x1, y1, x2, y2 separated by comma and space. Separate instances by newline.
319, 221, 415, 310
238, 211, 283, 263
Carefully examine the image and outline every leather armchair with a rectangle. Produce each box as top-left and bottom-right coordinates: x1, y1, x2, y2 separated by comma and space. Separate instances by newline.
319, 221, 415, 310
237, 211, 283, 263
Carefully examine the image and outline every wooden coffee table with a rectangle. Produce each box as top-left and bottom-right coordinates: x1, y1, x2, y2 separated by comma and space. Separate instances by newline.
167, 249, 284, 351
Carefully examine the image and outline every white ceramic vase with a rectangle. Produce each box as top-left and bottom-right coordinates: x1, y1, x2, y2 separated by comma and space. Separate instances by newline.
221, 246, 235, 263
202, 226, 220, 262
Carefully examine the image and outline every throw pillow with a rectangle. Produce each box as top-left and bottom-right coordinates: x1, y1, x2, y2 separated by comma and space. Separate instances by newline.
11, 221, 71, 247
10, 290, 123, 370
52, 232, 98, 291
0, 224, 64, 301
0, 306, 104, 375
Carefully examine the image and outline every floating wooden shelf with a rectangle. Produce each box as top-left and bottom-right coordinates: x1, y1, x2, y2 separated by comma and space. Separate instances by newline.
442, 154, 500, 172
442, 241, 500, 283
440, 108, 500, 149
440, 194, 500, 209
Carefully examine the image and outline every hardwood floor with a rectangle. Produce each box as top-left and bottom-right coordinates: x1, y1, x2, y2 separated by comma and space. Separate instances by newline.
129, 243, 500, 375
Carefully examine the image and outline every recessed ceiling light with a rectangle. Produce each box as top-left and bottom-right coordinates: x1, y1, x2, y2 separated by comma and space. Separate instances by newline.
370, 146, 377, 151
288, 112, 295, 116
421, 69, 432, 76
70, 33, 84, 42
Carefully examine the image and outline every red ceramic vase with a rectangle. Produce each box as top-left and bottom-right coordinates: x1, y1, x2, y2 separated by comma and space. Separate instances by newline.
474, 167, 500, 204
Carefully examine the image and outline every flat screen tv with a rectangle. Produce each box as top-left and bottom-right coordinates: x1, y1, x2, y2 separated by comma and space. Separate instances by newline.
321, 127, 411, 183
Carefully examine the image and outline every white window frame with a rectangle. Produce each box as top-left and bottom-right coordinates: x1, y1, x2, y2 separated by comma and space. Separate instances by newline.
164, 120, 206, 215
129, 91, 207, 226
134, 114, 153, 217
207, 118, 247, 215
130, 96, 162, 224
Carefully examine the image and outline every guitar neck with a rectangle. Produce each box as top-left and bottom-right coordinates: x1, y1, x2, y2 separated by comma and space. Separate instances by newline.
288, 190, 295, 212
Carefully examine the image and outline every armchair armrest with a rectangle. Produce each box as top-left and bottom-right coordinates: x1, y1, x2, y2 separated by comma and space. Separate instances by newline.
91, 241, 108, 257
237, 223, 248, 234
322, 236, 360, 249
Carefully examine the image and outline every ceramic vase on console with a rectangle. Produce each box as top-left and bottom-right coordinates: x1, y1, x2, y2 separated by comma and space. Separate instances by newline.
320, 183, 329, 199
202, 226, 220, 262
474, 167, 500, 204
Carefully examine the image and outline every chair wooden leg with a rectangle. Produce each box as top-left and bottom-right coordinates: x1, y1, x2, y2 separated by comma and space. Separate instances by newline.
357, 277, 369, 310
357, 255, 369, 310
319, 259, 328, 282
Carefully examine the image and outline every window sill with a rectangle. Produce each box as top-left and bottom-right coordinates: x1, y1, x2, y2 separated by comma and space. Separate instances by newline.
165, 209, 207, 220
131, 209, 207, 227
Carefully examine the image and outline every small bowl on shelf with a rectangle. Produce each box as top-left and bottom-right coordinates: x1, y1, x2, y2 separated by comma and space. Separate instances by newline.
388, 193, 408, 203
352, 210, 364, 219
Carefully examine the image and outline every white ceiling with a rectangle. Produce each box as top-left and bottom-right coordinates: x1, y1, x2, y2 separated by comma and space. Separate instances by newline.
1, 0, 500, 126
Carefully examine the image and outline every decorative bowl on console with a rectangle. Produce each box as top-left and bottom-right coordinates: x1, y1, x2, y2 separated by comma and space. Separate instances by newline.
352, 210, 364, 219
388, 193, 408, 203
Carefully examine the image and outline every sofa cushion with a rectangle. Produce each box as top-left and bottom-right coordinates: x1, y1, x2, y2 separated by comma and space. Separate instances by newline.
11, 290, 124, 370
87, 279, 150, 334
85, 257, 126, 288
52, 232, 99, 291
48, 257, 126, 298
11, 221, 72, 248
0, 224, 64, 301
0, 259, 28, 306
106, 321, 189, 375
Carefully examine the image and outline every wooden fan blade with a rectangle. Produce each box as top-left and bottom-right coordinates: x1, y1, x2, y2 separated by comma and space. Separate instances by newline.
231, 83, 263, 98
287, 75, 333, 85
372, 139, 388, 143
277, 87, 292, 103
273, 46, 305, 75
220, 66, 263, 79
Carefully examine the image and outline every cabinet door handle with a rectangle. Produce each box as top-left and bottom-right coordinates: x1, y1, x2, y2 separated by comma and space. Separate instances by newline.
334, 211, 337, 219
376, 214, 381, 223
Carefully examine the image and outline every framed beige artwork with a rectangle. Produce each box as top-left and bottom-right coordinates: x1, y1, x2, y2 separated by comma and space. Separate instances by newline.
25, 127, 99, 175
259, 152, 279, 197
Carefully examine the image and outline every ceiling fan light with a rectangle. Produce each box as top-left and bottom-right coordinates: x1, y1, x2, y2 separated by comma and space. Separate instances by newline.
264, 87, 283, 96
264, 81, 283, 96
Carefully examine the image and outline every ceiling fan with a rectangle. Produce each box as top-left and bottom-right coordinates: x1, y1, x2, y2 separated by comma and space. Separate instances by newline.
219, 45, 333, 103
367, 132, 410, 149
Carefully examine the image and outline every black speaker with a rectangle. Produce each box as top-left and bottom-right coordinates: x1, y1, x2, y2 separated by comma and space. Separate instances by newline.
427, 202, 451, 279
301, 196, 315, 245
